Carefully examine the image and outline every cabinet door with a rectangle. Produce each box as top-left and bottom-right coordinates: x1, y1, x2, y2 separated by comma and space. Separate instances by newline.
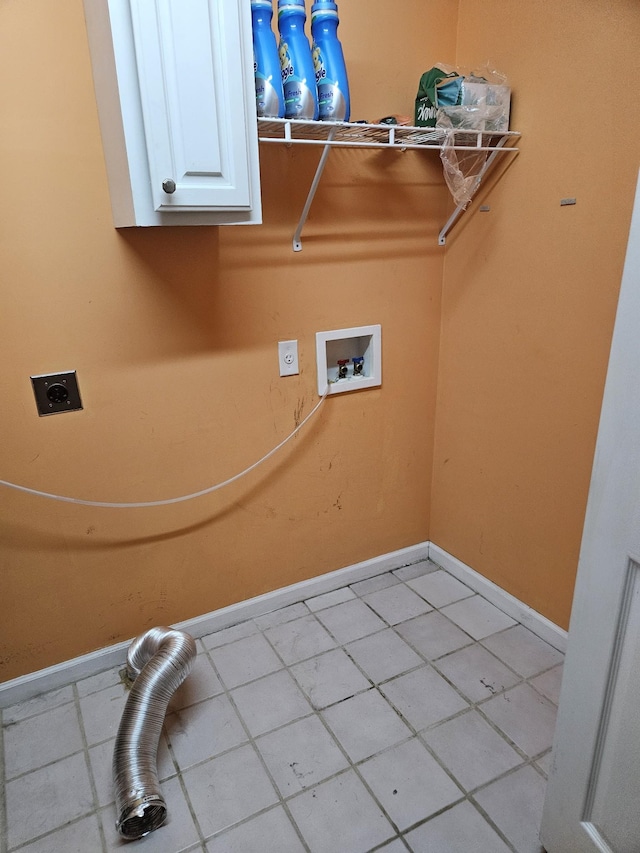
129, 0, 254, 213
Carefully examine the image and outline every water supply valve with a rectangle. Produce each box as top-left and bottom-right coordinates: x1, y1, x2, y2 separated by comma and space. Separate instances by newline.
352, 356, 364, 376
337, 359, 350, 379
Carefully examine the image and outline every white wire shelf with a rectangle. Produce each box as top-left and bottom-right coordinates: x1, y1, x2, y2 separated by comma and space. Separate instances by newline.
258, 117, 519, 151
256, 118, 520, 248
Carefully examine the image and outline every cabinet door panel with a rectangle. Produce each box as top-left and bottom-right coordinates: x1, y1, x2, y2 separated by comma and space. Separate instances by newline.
130, 0, 252, 212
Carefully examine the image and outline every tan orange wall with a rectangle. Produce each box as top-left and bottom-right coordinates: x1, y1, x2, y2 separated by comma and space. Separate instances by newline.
5, 0, 635, 680
0, 0, 456, 679
431, 0, 640, 628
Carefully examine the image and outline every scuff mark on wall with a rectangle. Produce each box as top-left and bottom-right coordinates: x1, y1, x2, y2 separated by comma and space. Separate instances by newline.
293, 398, 305, 429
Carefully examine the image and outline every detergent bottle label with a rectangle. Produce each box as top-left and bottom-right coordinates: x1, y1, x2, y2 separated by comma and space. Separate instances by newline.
279, 40, 317, 119
255, 72, 282, 117
312, 43, 346, 120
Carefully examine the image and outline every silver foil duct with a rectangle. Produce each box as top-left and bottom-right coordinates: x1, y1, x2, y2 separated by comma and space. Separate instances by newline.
113, 626, 196, 839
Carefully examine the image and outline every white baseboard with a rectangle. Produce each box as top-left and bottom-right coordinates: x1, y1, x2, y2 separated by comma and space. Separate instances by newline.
428, 543, 568, 653
0, 541, 567, 709
0, 542, 429, 709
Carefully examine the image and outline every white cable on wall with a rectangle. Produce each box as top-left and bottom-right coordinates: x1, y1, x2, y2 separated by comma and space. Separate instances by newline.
0, 386, 330, 509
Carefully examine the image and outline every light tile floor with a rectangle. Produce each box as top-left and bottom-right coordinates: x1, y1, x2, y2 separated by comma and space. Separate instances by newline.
0, 560, 563, 853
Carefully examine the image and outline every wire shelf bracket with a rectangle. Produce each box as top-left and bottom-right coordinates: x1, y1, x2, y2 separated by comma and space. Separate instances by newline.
257, 118, 520, 250
438, 134, 513, 246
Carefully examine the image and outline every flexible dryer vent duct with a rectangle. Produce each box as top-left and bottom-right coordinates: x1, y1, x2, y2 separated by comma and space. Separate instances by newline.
113, 626, 196, 839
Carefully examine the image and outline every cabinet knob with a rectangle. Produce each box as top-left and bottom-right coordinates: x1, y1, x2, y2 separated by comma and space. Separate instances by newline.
162, 179, 176, 194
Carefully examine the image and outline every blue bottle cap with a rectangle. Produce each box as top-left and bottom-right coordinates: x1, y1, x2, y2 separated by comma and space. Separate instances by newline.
278, 0, 305, 7
252, 0, 273, 7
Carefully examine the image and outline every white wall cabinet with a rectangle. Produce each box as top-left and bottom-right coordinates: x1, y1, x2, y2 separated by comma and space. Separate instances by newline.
84, 0, 262, 227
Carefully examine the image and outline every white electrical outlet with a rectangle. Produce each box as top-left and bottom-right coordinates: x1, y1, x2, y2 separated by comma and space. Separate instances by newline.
278, 340, 299, 376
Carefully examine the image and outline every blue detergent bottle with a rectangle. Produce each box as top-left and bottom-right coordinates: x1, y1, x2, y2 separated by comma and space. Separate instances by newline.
311, 0, 350, 121
277, 0, 319, 120
251, 0, 285, 118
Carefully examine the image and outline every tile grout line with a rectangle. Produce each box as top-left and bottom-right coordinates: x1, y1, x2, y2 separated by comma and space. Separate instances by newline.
261, 628, 395, 853
359, 578, 562, 745
222, 568, 558, 848
202, 563, 473, 666
199, 645, 313, 853
0, 706, 7, 853
368, 837, 412, 853
20, 668, 211, 851
467, 757, 550, 807
254, 585, 504, 850
286, 570, 561, 850
344, 662, 522, 850
2, 686, 106, 853
464, 798, 520, 853
73, 681, 108, 853
151, 691, 552, 820
161, 715, 210, 850
91, 657, 256, 850
163, 643, 211, 841
274, 672, 407, 849
17, 742, 109, 774
420, 633, 561, 790
0, 691, 76, 726
205, 607, 408, 850
396, 798, 518, 853
364, 640, 540, 853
